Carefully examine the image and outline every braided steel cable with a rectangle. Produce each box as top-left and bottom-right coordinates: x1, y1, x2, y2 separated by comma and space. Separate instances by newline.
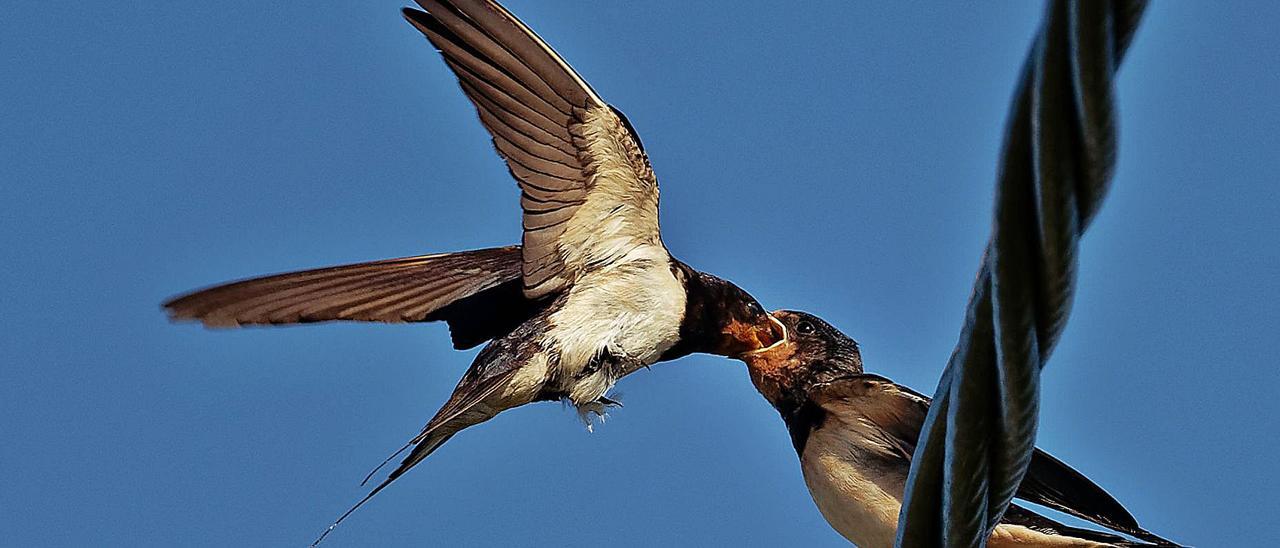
896, 2, 1148, 546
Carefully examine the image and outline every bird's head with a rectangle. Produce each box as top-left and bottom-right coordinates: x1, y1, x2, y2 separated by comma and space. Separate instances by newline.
736, 310, 863, 412
677, 271, 785, 359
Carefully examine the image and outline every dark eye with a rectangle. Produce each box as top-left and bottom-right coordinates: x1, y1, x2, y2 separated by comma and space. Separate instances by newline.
746, 302, 763, 316
796, 321, 816, 335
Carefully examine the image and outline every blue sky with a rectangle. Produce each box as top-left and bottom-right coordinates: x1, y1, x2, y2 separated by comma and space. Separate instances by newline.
3, 2, 1277, 546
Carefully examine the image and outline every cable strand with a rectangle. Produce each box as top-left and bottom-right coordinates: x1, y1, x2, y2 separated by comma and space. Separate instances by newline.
895, 2, 1149, 546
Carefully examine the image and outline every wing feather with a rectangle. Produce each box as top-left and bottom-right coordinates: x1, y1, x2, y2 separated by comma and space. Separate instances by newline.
491, 134, 582, 179
163, 247, 523, 348
415, 0, 575, 115
446, 0, 600, 108
404, 1, 663, 299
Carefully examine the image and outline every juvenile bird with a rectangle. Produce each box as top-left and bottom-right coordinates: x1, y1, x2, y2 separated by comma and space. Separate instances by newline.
164, 0, 784, 539
739, 310, 1181, 547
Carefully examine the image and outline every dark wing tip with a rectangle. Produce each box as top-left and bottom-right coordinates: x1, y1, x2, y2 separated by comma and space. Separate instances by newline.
401, 6, 427, 24
1020, 449, 1184, 545
161, 293, 224, 327
161, 288, 279, 329
401, 6, 442, 36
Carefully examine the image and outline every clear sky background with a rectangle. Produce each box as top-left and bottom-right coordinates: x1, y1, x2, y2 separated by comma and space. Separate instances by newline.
3, 2, 1278, 547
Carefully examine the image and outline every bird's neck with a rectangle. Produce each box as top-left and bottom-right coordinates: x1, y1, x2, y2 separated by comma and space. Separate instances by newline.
659, 261, 725, 360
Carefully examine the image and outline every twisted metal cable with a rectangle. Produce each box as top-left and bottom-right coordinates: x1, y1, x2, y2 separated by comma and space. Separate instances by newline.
896, 2, 1148, 546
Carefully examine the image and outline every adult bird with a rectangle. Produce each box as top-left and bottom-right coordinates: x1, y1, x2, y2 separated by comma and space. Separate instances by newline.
738, 311, 1181, 547
163, 0, 785, 538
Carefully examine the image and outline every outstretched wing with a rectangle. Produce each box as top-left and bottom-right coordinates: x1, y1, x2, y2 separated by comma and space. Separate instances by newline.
163, 246, 530, 349
812, 375, 1169, 542
404, 0, 663, 299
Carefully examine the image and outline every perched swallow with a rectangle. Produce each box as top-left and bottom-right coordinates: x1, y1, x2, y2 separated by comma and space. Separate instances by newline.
163, 0, 784, 539
740, 311, 1181, 548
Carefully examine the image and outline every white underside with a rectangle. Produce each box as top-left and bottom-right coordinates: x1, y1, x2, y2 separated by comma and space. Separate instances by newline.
546, 243, 685, 404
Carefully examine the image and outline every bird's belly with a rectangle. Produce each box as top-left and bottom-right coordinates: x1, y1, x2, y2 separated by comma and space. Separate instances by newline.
988, 526, 1113, 547
546, 251, 685, 402
800, 430, 1113, 548
801, 431, 908, 547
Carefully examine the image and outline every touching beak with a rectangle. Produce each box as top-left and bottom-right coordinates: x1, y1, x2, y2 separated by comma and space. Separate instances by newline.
742, 313, 788, 357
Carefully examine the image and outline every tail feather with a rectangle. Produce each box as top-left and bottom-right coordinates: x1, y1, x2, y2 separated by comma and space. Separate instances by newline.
1048, 522, 1185, 547
311, 363, 520, 545
1019, 449, 1182, 545
1004, 504, 1185, 547
311, 432, 455, 547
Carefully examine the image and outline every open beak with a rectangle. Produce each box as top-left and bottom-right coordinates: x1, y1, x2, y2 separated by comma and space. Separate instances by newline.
741, 313, 788, 357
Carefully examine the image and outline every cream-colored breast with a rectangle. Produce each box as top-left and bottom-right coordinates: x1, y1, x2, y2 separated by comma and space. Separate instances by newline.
801, 420, 1117, 547
801, 423, 908, 547
547, 244, 684, 401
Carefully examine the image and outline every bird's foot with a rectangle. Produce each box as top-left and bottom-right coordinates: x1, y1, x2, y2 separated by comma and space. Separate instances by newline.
576, 394, 624, 432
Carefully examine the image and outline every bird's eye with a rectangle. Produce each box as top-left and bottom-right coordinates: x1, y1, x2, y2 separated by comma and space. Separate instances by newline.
796, 321, 816, 335
746, 302, 763, 316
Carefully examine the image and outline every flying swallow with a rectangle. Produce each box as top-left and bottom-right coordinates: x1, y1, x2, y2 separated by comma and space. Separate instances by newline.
163, 0, 784, 539
739, 310, 1181, 547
